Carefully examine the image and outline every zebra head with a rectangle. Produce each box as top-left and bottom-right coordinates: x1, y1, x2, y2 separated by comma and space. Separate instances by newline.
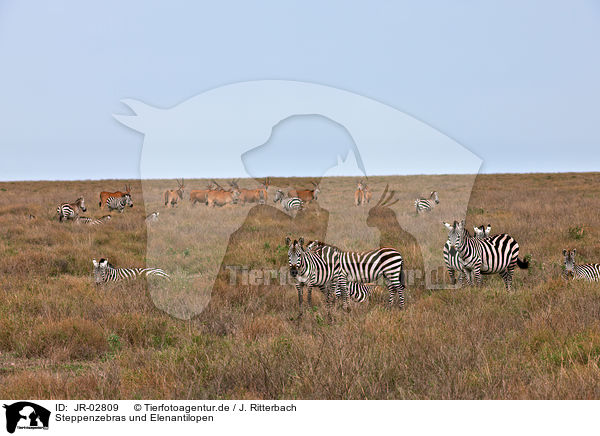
92, 258, 109, 284
123, 193, 134, 208
273, 189, 284, 203
444, 220, 468, 249
77, 197, 87, 212
563, 249, 576, 274
431, 191, 439, 204
285, 237, 305, 278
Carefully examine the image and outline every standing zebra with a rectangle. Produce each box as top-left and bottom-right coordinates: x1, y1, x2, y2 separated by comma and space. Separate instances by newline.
307, 240, 405, 308
445, 220, 528, 290
76, 215, 112, 225
415, 191, 439, 214
563, 249, 600, 281
274, 190, 303, 212
56, 197, 86, 222
105, 193, 133, 213
443, 223, 491, 285
92, 258, 170, 284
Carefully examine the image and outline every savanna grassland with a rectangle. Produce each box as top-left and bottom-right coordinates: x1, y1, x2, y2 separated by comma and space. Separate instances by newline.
2, 172, 600, 399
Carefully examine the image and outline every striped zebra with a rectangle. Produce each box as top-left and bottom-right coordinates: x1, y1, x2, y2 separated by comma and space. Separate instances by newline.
445, 220, 528, 290
274, 190, 303, 212
443, 224, 491, 285
92, 258, 170, 284
56, 197, 86, 221
146, 211, 159, 222
308, 240, 405, 308
76, 215, 112, 225
563, 249, 600, 281
415, 191, 439, 214
105, 193, 133, 213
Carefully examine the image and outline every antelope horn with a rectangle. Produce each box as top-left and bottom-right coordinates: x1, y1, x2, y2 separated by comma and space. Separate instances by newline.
374, 184, 389, 208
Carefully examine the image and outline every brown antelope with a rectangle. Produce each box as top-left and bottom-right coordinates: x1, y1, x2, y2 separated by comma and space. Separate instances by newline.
206, 180, 240, 207
354, 180, 364, 206
229, 178, 269, 205
190, 182, 216, 205
288, 181, 320, 203
99, 185, 131, 209
164, 179, 185, 208
363, 183, 372, 205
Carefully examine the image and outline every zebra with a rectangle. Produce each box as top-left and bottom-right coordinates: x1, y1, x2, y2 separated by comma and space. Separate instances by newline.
105, 193, 133, 213
307, 240, 405, 308
76, 215, 112, 225
146, 211, 159, 222
444, 220, 528, 290
92, 258, 170, 284
443, 224, 491, 285
415, 191, 439, 214
56, 197, 86, 222
274, 189, 303, 212
563, 249, 600, 281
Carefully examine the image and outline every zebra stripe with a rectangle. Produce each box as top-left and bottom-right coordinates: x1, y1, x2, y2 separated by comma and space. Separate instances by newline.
308, 241, 405, 308
445, 220, 528, 290
76, 215, 112, 226
443, 224, 490, 285
57, 197, 86, 221
563, 249, 600, 281
415, 191, 439, 214
274, 190, 303, 212
93, 258, 170, 284
106, 194, 133, 213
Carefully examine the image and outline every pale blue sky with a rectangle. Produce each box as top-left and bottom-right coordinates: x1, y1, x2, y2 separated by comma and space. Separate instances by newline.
0, 1, 598, 180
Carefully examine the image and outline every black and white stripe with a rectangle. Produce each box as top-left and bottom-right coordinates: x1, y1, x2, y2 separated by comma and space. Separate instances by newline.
105, 194, 133, 213
308, 240, 405, 308
93, 258, 169, 284
445, 220, 528, 290
415, 191, 439, 214
274, 190, 303, 212
443, 224, 490, 285
57, 197, 87, 221
76, 215, 112, 225
563, 249, 600, 281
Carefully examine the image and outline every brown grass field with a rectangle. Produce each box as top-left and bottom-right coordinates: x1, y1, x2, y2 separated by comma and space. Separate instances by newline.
2, 172, 600, 399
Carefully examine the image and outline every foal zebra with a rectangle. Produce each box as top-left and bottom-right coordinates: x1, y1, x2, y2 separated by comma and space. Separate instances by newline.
308, 240, 405, 308
57, 197, 86, 221
286, 238, 375, 317
415, 191, 439, 214
76, 215, 112, 225
92, 258, 170, 284
443, 224, 491, 285
445, 220, 528, 290
563, 249, 600, 281
274, 190, 303, 212
105, 194, 133, 213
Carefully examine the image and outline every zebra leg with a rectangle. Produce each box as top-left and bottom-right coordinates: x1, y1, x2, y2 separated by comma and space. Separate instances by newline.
473, 265, 482, 287
296, 283, 304, 317
307, 286, 313, 308
448, 268, 456, 285
500, 266, 515, 291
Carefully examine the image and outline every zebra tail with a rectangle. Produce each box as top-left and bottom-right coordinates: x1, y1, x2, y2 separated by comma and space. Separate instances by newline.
517, 257, 529, 269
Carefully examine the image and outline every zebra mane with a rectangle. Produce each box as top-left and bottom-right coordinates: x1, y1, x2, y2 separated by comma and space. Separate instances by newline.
306, 240, 342, 252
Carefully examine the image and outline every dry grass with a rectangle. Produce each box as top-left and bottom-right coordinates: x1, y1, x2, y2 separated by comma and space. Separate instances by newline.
2, 173, 600, 399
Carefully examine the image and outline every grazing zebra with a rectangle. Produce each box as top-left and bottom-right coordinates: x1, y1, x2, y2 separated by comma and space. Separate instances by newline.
286, 238, 375, 316
274, 190, 303, 212
56, 197, 86, 221
92, 258, 170, 284
563, 249, 600, 281
307, 240, 405, 308
415, 191, 439, 214
76, 215, 112, 225
146, 211, 159, 222
443, 224, 491, 285
105, 194, 133, 213
444, 220, 528, 290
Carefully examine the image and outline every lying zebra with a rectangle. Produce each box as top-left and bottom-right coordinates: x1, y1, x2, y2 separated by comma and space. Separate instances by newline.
563, 249, 600, 281
57, 197, 86, 221
76, 215, 112, 225
92, 258, 170, 284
